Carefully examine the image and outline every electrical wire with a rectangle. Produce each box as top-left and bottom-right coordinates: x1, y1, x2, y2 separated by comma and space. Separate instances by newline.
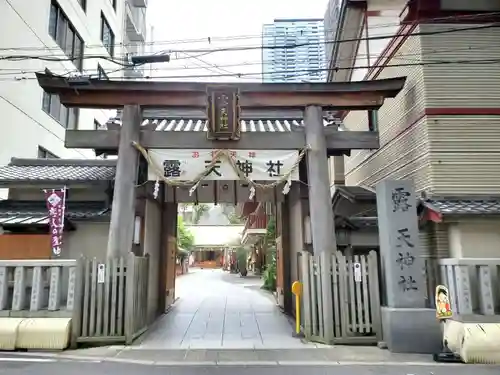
3, 44, 490, 77
0, 21, 497, 80
0, 11, 497, 53
0, 57, 498, 83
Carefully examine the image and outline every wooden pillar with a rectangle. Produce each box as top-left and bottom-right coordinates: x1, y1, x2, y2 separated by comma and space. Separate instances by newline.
304, 105, 335, 342
106, 104, 141, 259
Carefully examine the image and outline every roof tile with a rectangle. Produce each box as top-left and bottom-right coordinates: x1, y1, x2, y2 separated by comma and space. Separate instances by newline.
0, 164, 115, 182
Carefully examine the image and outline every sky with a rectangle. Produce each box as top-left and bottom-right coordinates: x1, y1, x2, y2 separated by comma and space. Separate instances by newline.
145, 0, 330, 82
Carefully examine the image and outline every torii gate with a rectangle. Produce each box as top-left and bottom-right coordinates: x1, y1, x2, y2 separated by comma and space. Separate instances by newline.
36, 73, 405, 340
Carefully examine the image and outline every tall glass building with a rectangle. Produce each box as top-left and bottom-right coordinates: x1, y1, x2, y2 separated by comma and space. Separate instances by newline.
262, 18, 326, 83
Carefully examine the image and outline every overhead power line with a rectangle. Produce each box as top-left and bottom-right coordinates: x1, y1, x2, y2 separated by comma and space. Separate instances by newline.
0, 22, 497, 71
1, 57, 499, 82
0, 44, 492, 77
0, 11, 496, 53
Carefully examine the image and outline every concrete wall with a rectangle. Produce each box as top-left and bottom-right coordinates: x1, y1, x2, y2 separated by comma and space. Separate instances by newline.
448, 218, 500, 258
64, 221, 110, 260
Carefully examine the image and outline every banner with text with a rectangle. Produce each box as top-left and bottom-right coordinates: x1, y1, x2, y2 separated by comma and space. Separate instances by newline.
148, 149, 300, 181
44, 188, 66, 257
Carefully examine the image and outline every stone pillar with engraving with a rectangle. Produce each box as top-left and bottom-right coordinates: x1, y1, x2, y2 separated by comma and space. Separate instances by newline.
376, 179, 441, 354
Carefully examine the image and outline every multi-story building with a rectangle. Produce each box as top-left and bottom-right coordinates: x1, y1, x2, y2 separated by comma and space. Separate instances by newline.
0, 0, 148, 173
262, 18, 326, 83
326, 0, 500, 259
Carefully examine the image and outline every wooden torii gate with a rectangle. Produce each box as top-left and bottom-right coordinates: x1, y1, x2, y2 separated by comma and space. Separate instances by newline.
36, 73, 405, 341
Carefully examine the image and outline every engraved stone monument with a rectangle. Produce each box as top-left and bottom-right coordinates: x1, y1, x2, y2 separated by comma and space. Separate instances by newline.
376, 179, 441, 353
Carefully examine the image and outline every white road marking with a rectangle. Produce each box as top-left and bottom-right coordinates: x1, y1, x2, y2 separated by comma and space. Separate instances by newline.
0, 357, 57, 363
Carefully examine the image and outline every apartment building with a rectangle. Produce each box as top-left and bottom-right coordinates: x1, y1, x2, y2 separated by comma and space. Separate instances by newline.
262, 18, 326, 83
326, 0, 500, 259
0, 0, 148, 172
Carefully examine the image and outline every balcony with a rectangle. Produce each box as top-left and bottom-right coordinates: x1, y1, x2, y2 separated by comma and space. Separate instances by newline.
129, 0, 147, 7
241, 213, 268, 245
126, 1, 146, 42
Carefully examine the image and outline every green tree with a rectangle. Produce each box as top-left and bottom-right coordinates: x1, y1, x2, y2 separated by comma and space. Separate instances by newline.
192, 204, 210, 224
177, 216, 195, 250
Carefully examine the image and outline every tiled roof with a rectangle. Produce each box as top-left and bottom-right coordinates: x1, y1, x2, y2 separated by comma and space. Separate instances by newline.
105, 118, 336, 133
0, 200, 110, 226
0, 158, 116, 183
106, 108, 343, 132
426, 198, 500, 215
333, 185, 500, 216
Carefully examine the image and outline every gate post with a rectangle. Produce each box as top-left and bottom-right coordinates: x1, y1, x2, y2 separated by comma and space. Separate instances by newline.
304, 105, 335, 343
106, 105, 142, 259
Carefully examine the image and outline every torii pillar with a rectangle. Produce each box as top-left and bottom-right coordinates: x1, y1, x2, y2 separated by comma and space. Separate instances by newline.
304, 105, 336, 343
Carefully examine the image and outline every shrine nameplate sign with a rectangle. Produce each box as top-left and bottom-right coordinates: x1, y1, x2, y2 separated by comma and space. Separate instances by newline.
206, 86, 240, 140
148, 149, 299, 181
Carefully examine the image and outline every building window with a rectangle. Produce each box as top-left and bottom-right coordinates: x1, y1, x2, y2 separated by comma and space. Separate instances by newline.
48, 1, 85, 71
101, 13, 115, 57
38, 146, 59, 159
97, 64, 109, 80
42, 91, 79, 129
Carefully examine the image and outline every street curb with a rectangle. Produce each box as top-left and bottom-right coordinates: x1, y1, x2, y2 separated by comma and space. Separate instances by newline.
0, 351, 476, 366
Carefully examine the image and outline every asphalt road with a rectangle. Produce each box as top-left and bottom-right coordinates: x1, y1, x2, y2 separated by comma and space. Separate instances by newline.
0, 355, 500, 375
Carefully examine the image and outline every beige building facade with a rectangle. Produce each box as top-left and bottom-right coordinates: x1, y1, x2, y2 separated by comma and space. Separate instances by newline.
327, 0, 500, 259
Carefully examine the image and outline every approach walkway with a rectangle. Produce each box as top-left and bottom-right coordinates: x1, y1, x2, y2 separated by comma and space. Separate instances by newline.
136, 268, 314, 349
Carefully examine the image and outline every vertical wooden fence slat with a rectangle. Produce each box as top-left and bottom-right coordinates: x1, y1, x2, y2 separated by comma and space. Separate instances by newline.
300, 252, 312, 337
331, 253, 341, 338
70, 257, 85, 347
125, 253, 136, 344
361, 255, 371, 333
347, 254, 356, 333
103, 261, 111, 336
368, 251, 382, 340
315, 256, 324, 338
89, 259, 98, 336
96, 263, 104, 335
81, 259, 91, 337
338, 253, 349, 338
117, 257, 125, 336
309, 255, 318, 336
110, 258, 118, 336
353, 255, 364, 333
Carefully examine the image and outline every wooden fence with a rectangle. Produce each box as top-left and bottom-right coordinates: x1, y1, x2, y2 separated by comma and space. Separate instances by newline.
300, 250, 382, 345
72, 253, 149, 345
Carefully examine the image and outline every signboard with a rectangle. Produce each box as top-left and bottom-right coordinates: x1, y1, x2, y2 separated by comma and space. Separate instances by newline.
147, 149, 300, 181
354, 262, 362, 283
97, 264, 105, 284
206, 86, 240, 140
43, 188, 67, 257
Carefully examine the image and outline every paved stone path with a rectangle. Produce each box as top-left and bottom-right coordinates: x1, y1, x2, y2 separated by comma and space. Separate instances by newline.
136, 268, 315, 349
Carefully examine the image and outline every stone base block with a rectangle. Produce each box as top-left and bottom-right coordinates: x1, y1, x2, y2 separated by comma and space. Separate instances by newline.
382, 307, 442, 354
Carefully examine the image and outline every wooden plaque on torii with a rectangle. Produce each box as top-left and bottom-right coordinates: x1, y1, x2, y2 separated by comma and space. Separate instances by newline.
206, 86, 241, 141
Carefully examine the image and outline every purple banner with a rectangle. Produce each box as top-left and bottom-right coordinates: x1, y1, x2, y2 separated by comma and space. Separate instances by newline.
44, 188, 66, 257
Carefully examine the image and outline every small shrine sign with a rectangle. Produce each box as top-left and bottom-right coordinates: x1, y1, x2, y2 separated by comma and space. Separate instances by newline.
147, 149, 300, 181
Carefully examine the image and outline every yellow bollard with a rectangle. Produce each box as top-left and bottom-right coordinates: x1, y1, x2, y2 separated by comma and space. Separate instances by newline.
291, 281, 303, 336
